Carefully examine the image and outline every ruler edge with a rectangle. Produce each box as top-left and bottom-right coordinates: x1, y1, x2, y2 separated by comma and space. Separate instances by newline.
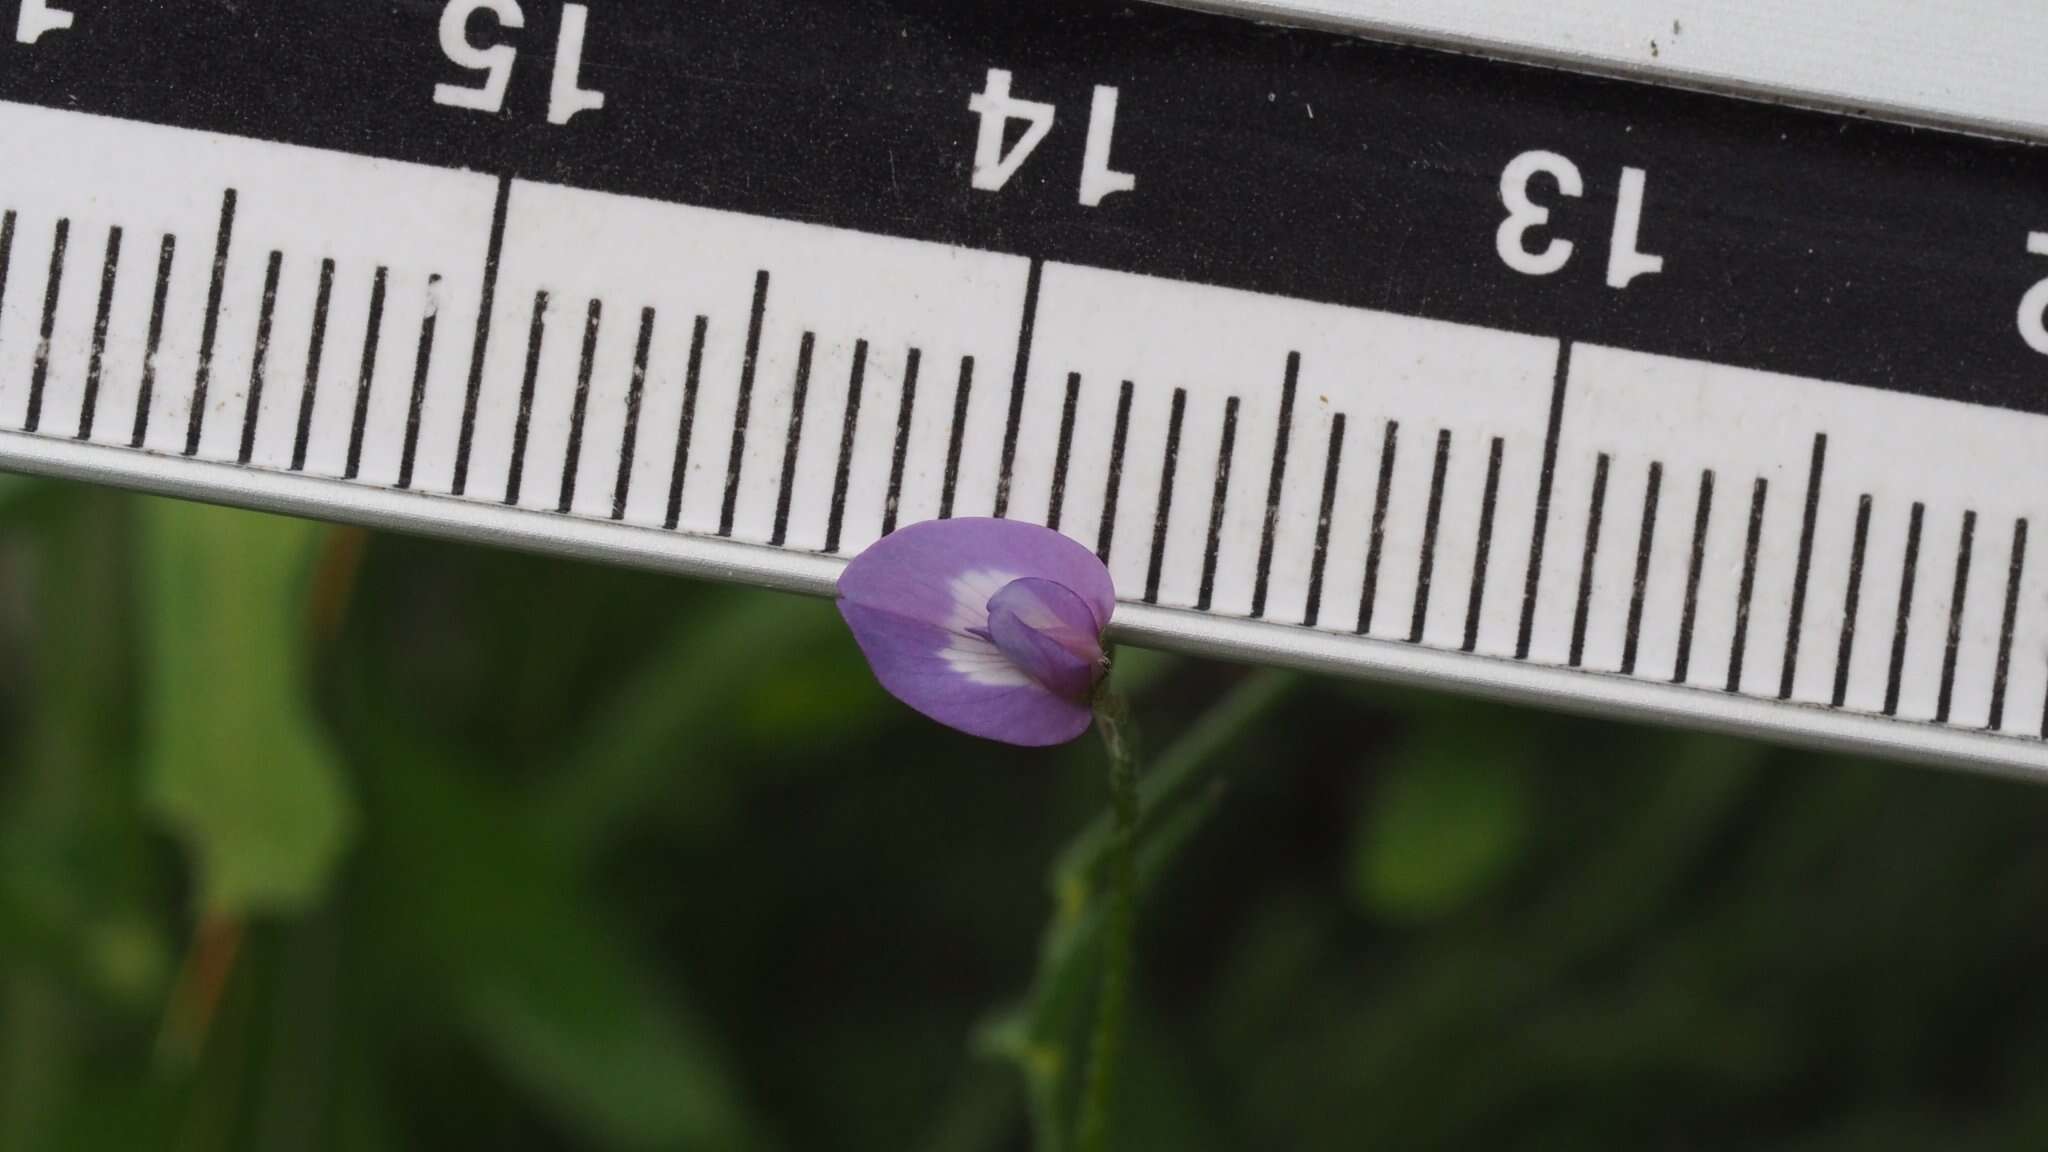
7, 430, 2044, 781
1153, 0, 2048, 147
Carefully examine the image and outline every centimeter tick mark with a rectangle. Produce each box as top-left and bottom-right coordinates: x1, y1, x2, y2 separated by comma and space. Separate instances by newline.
184, 189, 237, 457
1780, 433, 1829, 699
397, 274, 445, 490
504, 289, 548, 503
880, 347, 920, 537
555, 297, 602, 512
612, 307, 655, 522
1144, 388, 1189, 605
823, 338, 869, 553
1672, 469, 1715, 685
938, 355, 973, 519
0, 213, 15, 372
1884, 502, 1926, 717
1303, 413, 1346, 628
1988, 519, 2028, 732
1832, 494, 1873, 708
1935, 510, 1977, 724
1619, 461, 1662, 675
1410, 429, 1452, 644
1463, 436, 1505, 653
24, 217, 70, 434
345, 267, 389, 482
1568, 452, 1611, 668
1726, 478, 1769, 694
1250, 352, 1300, 620
1096, 379, 1134, 563
664, 315, 708, 530
1195, 395, 1239, 612
993, 258, 1042, 518
770, 331, 816, 545
131, 235, 176, 449
77, 225, 123, 441
1046, 371, 1082, 533
453, 174, 512, 497
1518, 341, 1572, 660
236, 250, 283, 465
719, 270, 771, 538
1357, 420, 1398, 636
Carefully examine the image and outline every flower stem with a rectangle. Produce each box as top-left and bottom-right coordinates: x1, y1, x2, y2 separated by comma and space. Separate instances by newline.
1077, 687, 1138, 1152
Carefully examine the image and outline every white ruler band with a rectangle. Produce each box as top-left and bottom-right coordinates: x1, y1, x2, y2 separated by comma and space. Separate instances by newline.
1176, 0, 2048, 145
1, 1, 2045, 777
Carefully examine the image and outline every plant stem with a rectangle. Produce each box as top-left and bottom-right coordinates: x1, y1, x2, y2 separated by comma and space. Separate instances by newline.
1052, 670, 1298, 898
1077, 688, 1138, 1152
978, 668, 1297, 1147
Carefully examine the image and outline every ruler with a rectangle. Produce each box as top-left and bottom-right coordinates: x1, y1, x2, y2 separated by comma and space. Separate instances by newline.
1, 1, 2045, 776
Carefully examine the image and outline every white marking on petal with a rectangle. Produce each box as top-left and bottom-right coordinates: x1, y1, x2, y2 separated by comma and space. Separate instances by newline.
945, 568, 1021, 633
933, 568, 1031, 687
940, 634, 1033, 687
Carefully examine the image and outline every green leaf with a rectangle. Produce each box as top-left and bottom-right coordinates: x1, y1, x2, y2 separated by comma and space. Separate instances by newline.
731, 619, 891, 751
139, 498, 354, 916
0, 468, 35, 516
1104, 646, 1180, 698
1352, 717, 1536, 920
352, 720, 768, 1150
543, 591, 853, 857
0, 487, 166, 1152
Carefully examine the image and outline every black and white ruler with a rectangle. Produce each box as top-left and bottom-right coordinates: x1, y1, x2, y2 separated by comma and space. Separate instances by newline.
2, 0, 2046, 775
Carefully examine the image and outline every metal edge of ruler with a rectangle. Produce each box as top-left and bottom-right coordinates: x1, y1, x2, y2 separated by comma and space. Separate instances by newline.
1156, 0, 2048, 146
7, 428, 2042, 782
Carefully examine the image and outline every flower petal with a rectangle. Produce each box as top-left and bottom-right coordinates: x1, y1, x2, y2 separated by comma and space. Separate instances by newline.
987, 577, 1106, 702
837, 518, 1116, 636
838, 601, 1094, 747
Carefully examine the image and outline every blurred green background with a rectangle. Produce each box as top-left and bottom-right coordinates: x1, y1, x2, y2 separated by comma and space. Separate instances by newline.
6, 472, 2048, 1151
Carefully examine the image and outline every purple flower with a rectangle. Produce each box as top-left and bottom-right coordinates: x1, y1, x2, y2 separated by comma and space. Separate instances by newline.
837, 518, 1115, 747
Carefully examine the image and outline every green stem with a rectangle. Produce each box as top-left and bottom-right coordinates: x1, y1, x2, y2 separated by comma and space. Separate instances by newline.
1051, 669, 1298, 899
976, 668, 1297, 1148
1076, 688, 1138, 1152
